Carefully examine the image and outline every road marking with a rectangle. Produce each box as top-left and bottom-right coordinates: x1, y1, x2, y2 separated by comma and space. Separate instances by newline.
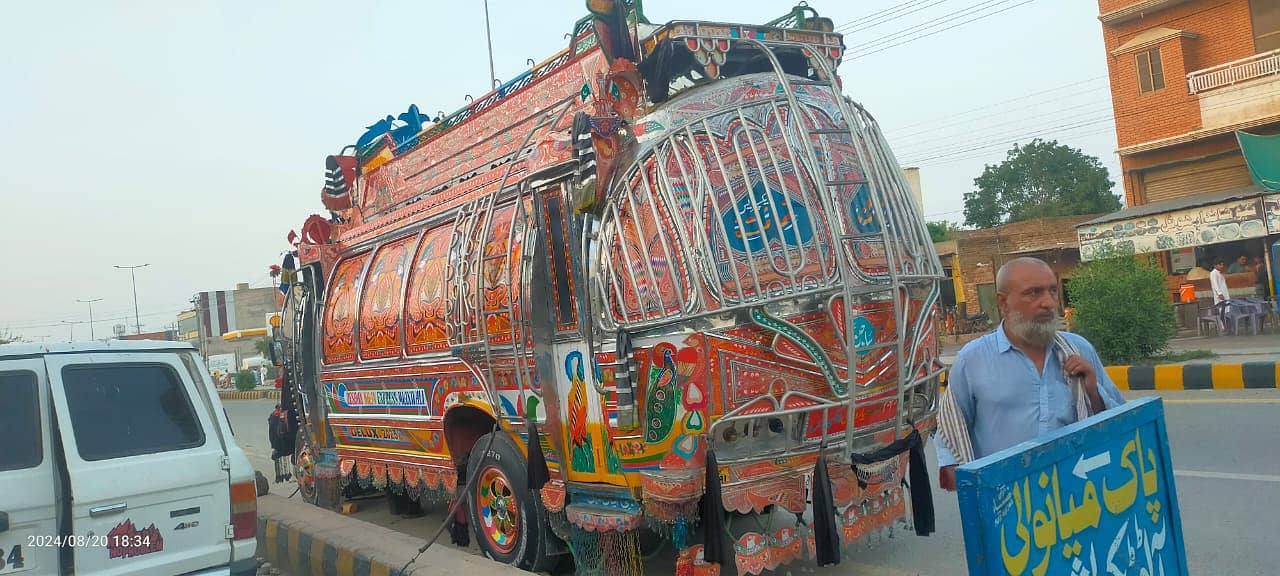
1161, 398, 1280, 404
1175, 470, 1280, 483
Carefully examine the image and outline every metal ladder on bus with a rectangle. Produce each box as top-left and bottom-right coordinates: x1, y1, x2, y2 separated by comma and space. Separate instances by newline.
454, 97, 577, 425
738, 38, 917, 453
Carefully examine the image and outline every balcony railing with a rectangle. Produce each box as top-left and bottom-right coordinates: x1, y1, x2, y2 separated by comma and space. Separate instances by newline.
1187, 49, 1280, 94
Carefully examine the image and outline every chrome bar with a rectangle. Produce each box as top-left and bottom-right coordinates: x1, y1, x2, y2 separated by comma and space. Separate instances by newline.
622, 183, 670, 319
735, 107, 800, 285
637, 159, 692, 316
703, 117, 766, 302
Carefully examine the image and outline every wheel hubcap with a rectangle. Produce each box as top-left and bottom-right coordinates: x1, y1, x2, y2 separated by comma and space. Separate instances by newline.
477, 465, 520, 554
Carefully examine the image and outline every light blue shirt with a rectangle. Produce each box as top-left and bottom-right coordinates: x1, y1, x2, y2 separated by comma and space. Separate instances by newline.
935, 325, 1126, 467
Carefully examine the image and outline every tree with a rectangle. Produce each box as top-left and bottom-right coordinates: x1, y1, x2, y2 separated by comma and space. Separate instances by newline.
926, 221, 954, 243
963, 139, 1120, 229
1069, 251, 1175, 365
254, 336, 273, 360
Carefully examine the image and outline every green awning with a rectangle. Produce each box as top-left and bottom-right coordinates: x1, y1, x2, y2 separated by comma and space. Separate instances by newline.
1237, 131, 1280, 192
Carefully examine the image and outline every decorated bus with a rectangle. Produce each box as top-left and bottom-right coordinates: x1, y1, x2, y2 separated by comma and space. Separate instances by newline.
273, 2, 946, 574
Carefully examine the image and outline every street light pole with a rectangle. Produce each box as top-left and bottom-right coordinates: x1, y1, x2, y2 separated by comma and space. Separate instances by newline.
76, 298, 103, 340
115, 263, 149, 334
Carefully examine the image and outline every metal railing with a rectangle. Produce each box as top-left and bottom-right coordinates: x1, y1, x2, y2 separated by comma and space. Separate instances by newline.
1187, 49, 1280, 94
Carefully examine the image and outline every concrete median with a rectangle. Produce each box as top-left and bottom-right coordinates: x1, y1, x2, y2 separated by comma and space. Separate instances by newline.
256, 494, 528, 576
1105, 362, 1280, 390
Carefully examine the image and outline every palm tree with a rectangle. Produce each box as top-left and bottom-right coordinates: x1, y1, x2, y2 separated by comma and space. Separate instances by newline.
254, 336, 273, 359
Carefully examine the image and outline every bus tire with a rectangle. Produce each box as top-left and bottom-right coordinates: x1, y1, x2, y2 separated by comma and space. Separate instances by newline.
466, 431, 559, 572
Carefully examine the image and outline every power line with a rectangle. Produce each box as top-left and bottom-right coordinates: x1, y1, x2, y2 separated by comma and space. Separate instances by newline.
894, 86, 1280, 163
834, 0, 938, 31
901, 115, 1116, 164
846, 0, 1039, 60
838, 0, 954, 35
5, 305, 192, 331
885, 88, 1111, 140
891, 100, 1114, 153
901, 124, 1118, 166
905, 126, 1120, 167
886, 76, 1109, 133
845, 0, 1015, 52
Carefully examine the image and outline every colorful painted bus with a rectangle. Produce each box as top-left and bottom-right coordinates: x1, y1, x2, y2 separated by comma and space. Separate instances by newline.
274, 2, 945, 574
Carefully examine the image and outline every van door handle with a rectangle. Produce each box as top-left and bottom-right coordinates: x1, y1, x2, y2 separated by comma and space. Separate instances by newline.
89, 502, 127, 517
0, 510, 9, 533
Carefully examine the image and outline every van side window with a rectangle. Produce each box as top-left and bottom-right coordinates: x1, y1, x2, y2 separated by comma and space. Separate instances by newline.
0, 371, 41, 471
61, 364, 205, 461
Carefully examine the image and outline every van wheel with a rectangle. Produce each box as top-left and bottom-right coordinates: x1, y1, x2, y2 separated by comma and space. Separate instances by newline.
467, 431, 559, 572
294, 429, 318, 505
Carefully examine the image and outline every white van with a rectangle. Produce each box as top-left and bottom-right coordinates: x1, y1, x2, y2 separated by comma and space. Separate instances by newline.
0, 341, 258, 576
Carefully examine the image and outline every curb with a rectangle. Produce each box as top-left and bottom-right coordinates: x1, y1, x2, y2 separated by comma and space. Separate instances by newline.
1105, 362, 1280, 390
260, 515, 382, 576
219, 389, 281, 401
256, 494, 526, 576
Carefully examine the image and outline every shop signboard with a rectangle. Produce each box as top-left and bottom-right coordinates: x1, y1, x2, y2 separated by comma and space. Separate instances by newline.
1265, 194, 1280, 235
1079, 197, 1268, 261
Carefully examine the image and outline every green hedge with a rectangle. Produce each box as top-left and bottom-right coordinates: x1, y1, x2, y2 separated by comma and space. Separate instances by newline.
234, 370, 258, 392
1069, 254, 1175, 365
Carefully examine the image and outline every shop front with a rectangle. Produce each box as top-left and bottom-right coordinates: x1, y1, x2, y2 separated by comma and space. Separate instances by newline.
1077, 187, 1279, 329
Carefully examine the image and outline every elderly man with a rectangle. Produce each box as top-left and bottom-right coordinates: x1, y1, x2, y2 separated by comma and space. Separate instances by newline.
936, 257, 1125, 491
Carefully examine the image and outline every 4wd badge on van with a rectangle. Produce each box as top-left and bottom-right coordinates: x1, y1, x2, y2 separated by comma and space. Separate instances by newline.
106, 520, 164, 559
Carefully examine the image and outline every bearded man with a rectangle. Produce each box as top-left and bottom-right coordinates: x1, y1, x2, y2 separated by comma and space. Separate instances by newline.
935, 257, 1125, 491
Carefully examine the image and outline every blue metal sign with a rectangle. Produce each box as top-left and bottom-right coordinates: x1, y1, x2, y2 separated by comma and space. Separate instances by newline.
957, 397, 1188, 576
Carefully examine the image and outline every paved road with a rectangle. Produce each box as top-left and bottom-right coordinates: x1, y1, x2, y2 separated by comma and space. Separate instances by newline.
226, 390, 1280, 575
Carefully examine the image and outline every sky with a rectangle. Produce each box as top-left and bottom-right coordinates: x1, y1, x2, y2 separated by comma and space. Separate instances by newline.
0, 0, 1118, 341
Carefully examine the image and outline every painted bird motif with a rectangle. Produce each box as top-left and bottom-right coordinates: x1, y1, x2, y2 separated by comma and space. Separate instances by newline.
645, 344, 679, 442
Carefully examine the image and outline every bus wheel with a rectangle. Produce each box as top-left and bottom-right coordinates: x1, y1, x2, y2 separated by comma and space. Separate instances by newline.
467, 431, 559, 572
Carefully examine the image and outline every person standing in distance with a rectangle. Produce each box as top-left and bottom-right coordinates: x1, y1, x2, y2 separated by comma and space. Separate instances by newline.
1209, 259, 1230, 303
935, 257, 1125, 491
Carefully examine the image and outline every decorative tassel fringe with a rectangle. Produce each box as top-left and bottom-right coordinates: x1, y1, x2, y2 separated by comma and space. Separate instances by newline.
811, 451, 841, 567
526, 420, 550, 490
907, 430, 936, 536
568, 525, 644, 576
570, 526, 604, 576
701, 448, 726, 565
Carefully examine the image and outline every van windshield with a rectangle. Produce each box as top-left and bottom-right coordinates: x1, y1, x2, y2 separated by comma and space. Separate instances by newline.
0, 371, 42, 471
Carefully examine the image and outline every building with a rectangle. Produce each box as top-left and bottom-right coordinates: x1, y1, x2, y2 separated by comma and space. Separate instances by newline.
902, 167, 924, 212
119, 329, 177, 341
178, 283, 280, 370
936, 214, 1102, 320
1082, 0, 1280, 297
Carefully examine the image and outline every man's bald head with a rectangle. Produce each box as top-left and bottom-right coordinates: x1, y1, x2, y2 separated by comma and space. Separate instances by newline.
995, 257, 1061, 347
996, 257, 1055, 295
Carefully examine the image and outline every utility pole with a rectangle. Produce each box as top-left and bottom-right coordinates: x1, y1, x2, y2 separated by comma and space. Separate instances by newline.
61, 320, 84, 342
483, 0, 497, 90
115, 263, 149, 334
190, 295, 207, 361
76, 298, 103, 340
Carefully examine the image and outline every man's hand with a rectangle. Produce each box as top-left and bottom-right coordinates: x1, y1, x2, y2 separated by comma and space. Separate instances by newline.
1064, 354, 1104, 412
939, 465, 956, 492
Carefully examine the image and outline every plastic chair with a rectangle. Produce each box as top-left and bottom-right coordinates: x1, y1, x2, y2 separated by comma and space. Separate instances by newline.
1197, 302, 1226, 337
1223, 301, 1260, 336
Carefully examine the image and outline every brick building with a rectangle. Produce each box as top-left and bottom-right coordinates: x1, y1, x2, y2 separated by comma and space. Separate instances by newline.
178, 282, 280, 365
1080, 0, 1280, 298
937, 214, 1102, 320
